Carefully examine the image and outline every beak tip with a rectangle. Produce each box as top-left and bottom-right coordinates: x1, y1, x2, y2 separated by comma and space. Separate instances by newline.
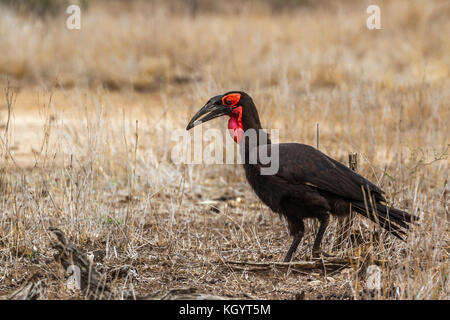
186, 121, 197, 130
187, 116, 209, 130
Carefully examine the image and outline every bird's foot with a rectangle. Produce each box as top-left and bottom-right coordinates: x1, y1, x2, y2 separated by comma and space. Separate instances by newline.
312, 250, 335, 259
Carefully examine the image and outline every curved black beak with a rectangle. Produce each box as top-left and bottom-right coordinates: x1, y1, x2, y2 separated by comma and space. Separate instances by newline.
186, 97, 231, 130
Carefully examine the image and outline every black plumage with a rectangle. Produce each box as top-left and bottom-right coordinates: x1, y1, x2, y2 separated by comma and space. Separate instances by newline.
187, 91, 416, 261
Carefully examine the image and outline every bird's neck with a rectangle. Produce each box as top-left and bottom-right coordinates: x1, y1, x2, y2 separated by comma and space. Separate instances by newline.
241, 103, 271, 145
239, 110, 271, 165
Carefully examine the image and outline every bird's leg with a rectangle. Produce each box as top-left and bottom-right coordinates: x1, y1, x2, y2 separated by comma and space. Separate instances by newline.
312, 215, 334, 258
283, 236, 302, 262
283, 222, 304, 262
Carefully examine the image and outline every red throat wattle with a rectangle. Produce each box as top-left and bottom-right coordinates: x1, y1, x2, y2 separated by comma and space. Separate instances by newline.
228, 106, 243, 143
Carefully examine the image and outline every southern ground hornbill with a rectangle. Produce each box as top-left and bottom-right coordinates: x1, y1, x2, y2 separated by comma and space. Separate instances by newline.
186, 91, 416, 261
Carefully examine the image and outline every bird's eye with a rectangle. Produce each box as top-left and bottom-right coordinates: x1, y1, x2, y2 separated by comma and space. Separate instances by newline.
222, 93, 241, 107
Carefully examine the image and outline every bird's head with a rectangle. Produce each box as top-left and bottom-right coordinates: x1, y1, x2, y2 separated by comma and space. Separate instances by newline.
186, 91, 259, 143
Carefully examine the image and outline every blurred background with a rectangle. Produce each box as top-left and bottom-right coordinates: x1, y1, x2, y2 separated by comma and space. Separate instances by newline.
1, 0, 448, 89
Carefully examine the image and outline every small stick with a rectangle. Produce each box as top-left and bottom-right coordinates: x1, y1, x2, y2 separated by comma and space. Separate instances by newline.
335, 153, 358, 251
315, 123, 319, 149
224, 255, 384, 273
133, 119, 139, 187
349, 153, 358, 171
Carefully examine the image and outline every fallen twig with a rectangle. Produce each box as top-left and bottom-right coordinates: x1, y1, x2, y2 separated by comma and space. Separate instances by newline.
225, 256, 385, 273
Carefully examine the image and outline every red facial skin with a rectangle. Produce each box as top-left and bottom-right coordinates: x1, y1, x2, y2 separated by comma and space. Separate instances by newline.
222, 94, 243, 143
228, 106, 243, 143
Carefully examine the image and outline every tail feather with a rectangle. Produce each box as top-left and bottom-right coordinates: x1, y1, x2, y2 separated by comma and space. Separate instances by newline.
351, 201, 416, 240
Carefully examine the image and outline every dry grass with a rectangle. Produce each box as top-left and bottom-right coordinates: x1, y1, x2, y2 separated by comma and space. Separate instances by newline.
0, 0, 448, 299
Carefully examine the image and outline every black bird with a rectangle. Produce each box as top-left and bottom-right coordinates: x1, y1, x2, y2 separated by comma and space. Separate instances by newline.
186, 91, 416, 261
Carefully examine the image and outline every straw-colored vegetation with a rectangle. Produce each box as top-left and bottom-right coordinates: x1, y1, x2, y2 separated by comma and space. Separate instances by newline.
0, 0, 448, 299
